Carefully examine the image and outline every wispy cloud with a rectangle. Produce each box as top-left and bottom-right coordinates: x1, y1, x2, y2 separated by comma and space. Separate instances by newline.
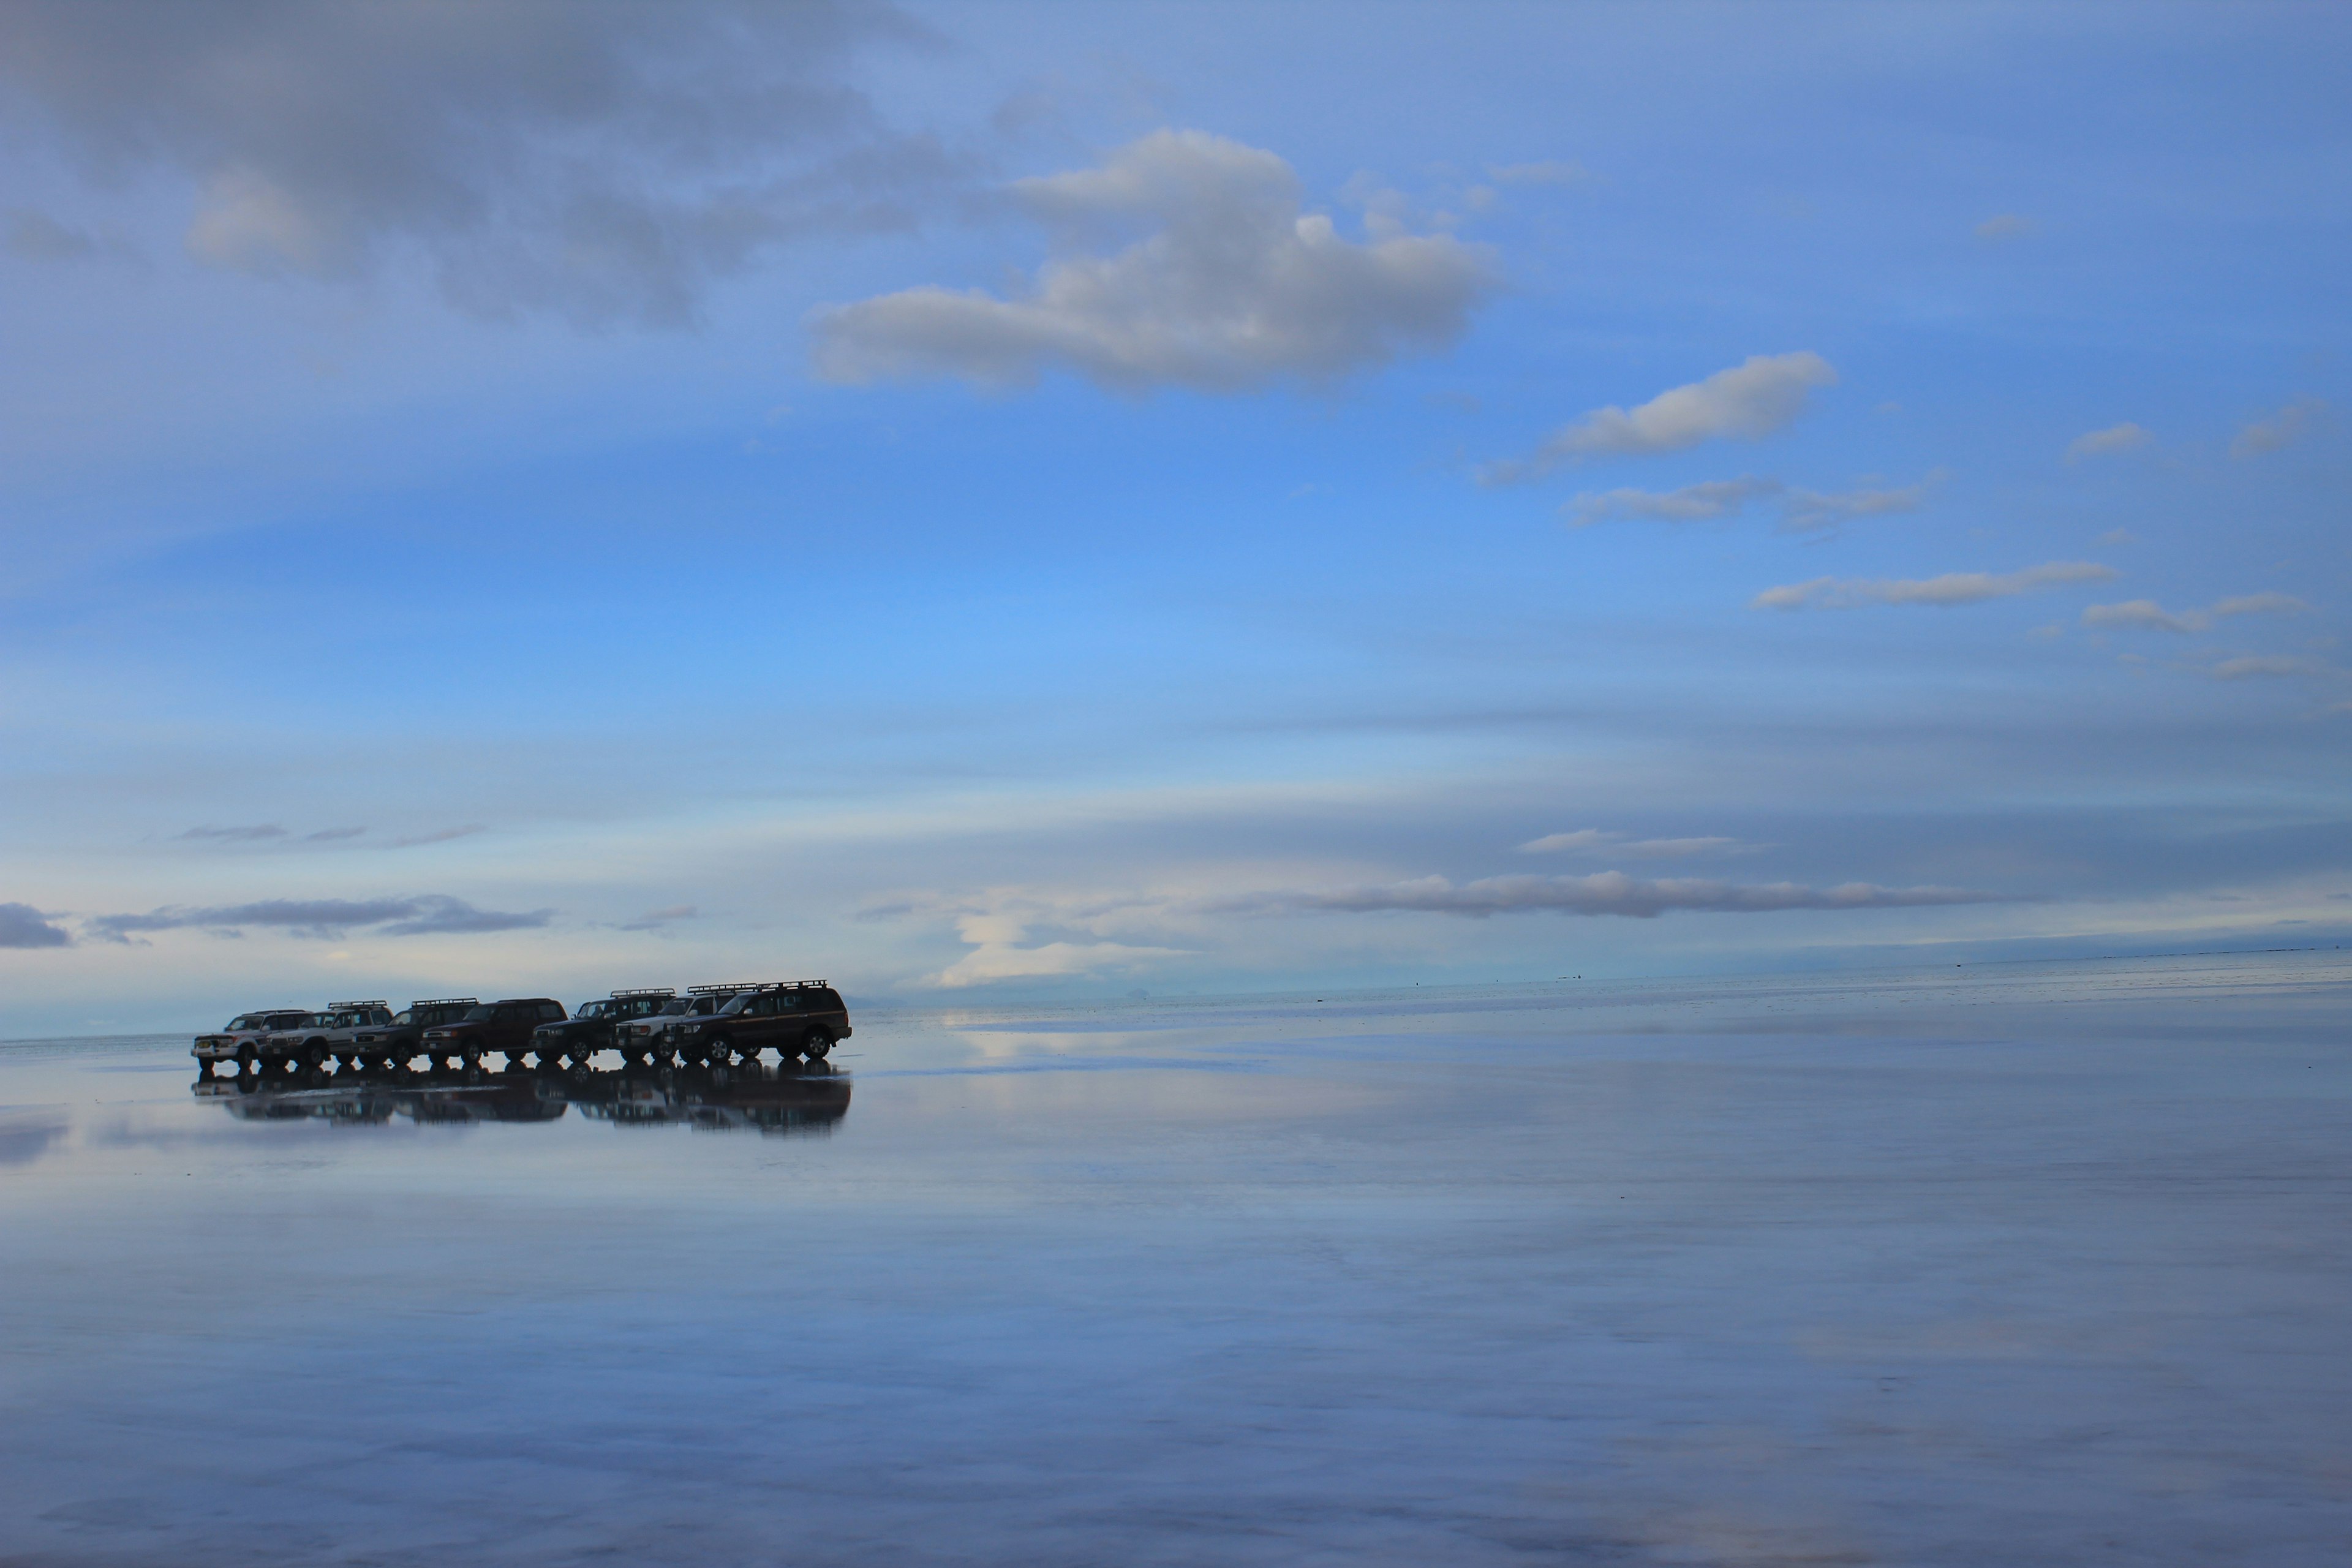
0, 902, 72, 949
1778, 470, 1943, 533
88, 895, 551, 942
1974, 213, 2034, 241
1216, 872, 2013, 919
619, 905, 698, 932
390, 825, 488, 848
1564, 477, 1780, 527
1482, 352, 1837, 482
812, 130, 1496, 394
176, 824, 287, 842
1518, 830, 1744, 858
2065, 423, 2152, 462
2210, 654, 2330, 681
2081, 592, 2307, 634
1486, 160, 1595, 187
1755, 560, 2117, 611
2231, 398, 2325, 459
305, 827, 367, 842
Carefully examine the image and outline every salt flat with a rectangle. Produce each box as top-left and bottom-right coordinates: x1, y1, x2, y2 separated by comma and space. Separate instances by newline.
2, 952, 2347, 1566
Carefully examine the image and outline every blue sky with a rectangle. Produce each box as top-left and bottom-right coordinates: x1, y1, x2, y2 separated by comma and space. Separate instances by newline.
2, 1, 2348, 1032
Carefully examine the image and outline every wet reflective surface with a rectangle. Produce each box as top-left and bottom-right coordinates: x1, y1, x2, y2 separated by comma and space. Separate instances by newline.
4, 953, 2350, 1566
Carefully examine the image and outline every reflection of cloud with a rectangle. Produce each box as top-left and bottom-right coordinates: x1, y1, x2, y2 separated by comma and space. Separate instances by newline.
813, 129, 1495, 394
0, 1108, 69, 1166
1483, 352, 1836, 481
89, 895, 551, 941
1215, 872, 2013, 919
1, 901, 73, 948
1755, 561, 2116, 611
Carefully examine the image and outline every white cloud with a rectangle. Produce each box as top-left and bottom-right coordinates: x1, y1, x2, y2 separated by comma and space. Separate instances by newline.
1975, 213, 2035, 241
1518, 829, 1617, 853
810, 129, 1498, 394
2065, 423, 2152, 462
2081, 593, 2307, 634
2098, 527, 2138, 546
1563, 477, 1780, 527
1217, 871, 2009, 919
1754, 560, 2117, 611
1482, 352, 1838, 481
2231, 398, 2325, 459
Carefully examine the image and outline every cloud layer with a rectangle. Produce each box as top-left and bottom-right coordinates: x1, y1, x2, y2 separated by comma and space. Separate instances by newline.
1563, 470, 1936, 532
1219, 872, 2009, 919
1754, 561, 2116, 611
1484, 352, 1836, 482
0, 0, 951, 326
810, 129, 1496, 393
89, 895, 552, 941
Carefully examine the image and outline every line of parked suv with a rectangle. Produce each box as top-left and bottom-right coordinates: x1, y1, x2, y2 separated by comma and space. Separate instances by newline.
191, 981, 851, 1077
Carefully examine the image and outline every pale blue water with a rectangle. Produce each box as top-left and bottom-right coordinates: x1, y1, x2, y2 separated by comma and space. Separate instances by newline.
3, 952, 2348, 1565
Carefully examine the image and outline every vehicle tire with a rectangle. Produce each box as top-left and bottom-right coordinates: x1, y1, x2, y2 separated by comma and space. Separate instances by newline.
236, 1042, 257, 1071
302, 1040, 328, 1069
802, 1030, 833, 1062
705, 1036, 733, 1066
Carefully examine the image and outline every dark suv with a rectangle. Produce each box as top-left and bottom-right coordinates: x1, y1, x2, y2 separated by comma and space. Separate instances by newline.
668, 981, 850, 1065
420, 998, 567, 1067
530, 988, 677, 1065
347, 998, 480, 1069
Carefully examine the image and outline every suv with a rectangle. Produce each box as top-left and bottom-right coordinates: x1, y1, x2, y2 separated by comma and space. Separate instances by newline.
530, 988, 677, 1064
669, 980, 850, 1065
258, 1001, 397, 1074
616, 984, 750, 1062
348, 998, 480, 1069
420, 998, 567, 1068
192, 1008, 313, 1073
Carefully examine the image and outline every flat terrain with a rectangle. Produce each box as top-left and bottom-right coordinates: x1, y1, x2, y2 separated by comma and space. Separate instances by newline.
3, 954, 2348, 1566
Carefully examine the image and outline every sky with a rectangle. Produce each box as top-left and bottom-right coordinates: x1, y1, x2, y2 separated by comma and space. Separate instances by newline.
2, 0, 2348, 1034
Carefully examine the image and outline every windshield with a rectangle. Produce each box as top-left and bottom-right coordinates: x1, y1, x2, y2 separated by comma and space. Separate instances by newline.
717, 995, 751, 1015
460, 1005, 495, 1023
658, 1000, 692, 1014
577, 1000, 611, 1019
391, 1010, 415, 1025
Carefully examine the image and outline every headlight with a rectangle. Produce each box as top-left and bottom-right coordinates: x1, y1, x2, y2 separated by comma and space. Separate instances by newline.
680, 1022, 702, 1034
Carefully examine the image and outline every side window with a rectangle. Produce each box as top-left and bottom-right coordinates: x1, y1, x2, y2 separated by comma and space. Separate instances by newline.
538, 1002, 564, 1021
494, 1005, 526, 1023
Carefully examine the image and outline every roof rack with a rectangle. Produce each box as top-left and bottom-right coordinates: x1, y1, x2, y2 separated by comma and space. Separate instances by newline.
687, 982, 762, 995
411, 997, 479, 1008
328, 1000, 388, 1011
610, 986, 677, 998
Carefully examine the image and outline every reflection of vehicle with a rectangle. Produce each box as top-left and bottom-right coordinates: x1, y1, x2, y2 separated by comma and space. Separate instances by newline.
671, 980, 851, 1065
257, 1001, 395, 1074
348, 998, 480, 1068
193, 1057, 847, 1137
419, 997, 567, 1066
192, 1008, 312, 1071
531, 988, 676, 1063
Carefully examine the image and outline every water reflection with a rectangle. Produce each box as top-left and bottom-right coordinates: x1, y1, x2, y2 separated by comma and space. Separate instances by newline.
190, 1059, 850, 1136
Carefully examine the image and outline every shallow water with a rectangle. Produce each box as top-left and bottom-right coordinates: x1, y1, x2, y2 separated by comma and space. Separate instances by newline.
4, 952, 2348, 1566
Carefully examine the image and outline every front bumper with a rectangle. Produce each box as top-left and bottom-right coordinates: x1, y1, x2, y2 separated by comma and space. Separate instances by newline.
192, 1038, 243, 1060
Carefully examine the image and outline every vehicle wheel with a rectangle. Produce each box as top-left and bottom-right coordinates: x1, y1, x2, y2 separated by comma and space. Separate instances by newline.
197, 1058, 216, 1078
236, 1042, 257, 1071
802, 1030, 833, 1062
705, 1036, 733, 1066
